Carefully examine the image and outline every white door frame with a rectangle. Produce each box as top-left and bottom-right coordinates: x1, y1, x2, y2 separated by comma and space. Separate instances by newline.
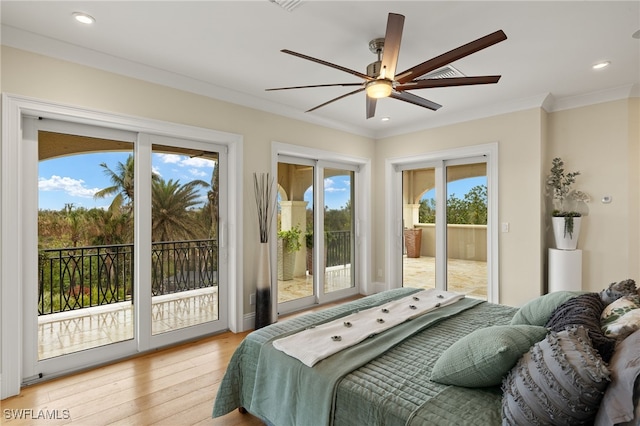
271, 142, 371, 318
384, 143, 499, 303
1, 93, 243, 399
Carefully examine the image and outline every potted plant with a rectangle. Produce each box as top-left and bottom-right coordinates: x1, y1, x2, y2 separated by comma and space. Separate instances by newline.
546, 157, 589, 250
277, 224, 302, 280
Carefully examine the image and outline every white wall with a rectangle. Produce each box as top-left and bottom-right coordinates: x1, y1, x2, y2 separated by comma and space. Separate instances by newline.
1, 45, 638, 319
546, 99, 640, 291
374, 108, 545, 307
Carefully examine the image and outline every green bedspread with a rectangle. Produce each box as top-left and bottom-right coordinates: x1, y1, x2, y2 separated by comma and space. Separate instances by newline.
213, 288, 517, 426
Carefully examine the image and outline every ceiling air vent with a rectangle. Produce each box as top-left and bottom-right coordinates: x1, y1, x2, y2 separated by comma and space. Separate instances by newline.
268, 0, 303, 12
423, 65, 466, 79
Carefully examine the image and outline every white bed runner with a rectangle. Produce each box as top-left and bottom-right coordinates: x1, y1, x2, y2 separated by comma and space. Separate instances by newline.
272, 289, 464, 367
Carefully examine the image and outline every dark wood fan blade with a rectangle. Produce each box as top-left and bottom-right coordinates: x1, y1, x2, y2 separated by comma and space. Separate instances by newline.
306, 88, 365, 113
390, 91, 442, 111
380, 13, 404, 80
395, 30, 507, 84
366, 96, 377, 119
396, 75, 501, 91
266, 82, 363, 91
281, 49, 373, 81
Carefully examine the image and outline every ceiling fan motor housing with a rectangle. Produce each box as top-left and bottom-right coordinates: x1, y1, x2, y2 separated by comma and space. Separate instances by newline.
367, 61, 382, 78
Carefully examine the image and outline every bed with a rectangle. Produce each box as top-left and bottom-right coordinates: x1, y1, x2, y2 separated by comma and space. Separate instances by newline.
213, 286, 640, 426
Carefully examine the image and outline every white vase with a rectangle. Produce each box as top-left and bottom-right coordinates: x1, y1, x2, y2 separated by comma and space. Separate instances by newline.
552, 216, 582, 250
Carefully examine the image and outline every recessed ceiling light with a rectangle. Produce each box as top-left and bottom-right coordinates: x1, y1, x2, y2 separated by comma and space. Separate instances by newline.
73, 12, 95, 25
381, 117, 390, 122
633, 29, 640, 39
592, 61, 610, 70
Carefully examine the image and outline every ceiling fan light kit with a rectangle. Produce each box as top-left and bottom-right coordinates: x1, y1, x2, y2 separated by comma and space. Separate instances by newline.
267, 12, 507, 119
366, 80, 393, 98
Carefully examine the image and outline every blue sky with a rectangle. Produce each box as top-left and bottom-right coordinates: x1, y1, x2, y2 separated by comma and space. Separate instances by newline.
303, 175, 352, 210
39, 153, 484, 211
38, 152, 215, 211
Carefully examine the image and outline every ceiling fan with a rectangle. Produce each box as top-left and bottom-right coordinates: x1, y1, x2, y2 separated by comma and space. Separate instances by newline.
266, 13, 507, 119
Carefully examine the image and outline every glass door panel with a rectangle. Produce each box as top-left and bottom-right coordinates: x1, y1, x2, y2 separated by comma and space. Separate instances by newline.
401, 168, 436, 289
150, 145, 219, 335
37, 132, 135, 360
446, 163, 488, 299
276, 161, 314, 304
323, 168, 355, 294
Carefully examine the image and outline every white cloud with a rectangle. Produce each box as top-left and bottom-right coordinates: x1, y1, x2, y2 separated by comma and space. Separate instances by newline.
156, 153, 182, 164
156, 153, 214, 168
324, 177, 346, 193
38, 175, 100, 198
182, 157, 214, 168
189, 168, 208, 178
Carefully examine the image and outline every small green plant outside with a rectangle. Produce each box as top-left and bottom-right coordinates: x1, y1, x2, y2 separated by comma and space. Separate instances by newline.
278, 225, 302, 253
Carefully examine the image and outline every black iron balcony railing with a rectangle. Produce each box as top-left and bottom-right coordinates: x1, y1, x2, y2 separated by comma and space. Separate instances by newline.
38, 239, 218, 315
325, 230, 351, 267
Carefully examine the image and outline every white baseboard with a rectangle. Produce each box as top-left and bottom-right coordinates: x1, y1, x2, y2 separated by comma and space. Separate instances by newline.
243, 313, 255, 332
370, 281, 388, 294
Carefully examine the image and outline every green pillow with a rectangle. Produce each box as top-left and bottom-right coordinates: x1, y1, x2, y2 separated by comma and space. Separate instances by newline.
510, 291, 584, 326
430, 325, 548, 388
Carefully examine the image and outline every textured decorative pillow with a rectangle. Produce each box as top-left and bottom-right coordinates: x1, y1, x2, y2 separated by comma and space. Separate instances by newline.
600, 278, 638, 305
430, 325, 548, 388
510, 291, 582, 326
502, 326, 610, 425
602, 309, 640, 340
602, 294, 640, 321
545, 292, 617, 362
595, 328, 640, 426
601, 295, 640, 339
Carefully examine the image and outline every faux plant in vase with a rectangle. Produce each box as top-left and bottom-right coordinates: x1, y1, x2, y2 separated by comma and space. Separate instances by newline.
546, 157, 589, 250
253, 172, 275, 329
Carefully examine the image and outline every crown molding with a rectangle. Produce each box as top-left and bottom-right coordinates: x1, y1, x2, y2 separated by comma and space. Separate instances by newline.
545, 84, 638, 112
3, 25, 637, 141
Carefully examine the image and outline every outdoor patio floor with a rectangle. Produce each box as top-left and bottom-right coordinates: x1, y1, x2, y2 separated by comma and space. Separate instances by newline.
277, 256, 487, 303
38, 256, 486, 360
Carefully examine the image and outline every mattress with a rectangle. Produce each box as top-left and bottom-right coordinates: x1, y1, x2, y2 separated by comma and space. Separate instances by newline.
213, 288, 517, 425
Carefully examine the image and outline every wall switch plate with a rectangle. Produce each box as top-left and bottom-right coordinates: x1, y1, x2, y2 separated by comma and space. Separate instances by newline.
249, 293, 256, 305
501, 222, 510, 232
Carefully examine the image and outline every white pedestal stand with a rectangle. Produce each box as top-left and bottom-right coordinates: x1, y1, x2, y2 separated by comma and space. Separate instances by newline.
548, 248, 582, 292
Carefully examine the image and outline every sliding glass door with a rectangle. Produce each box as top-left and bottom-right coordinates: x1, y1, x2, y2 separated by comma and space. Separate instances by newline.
150, 144, 221, 335
276, 157, 358, 314
22, 118, 227, 382
35, 125, 137, 361
401, 158, 489, 299
323, 167, 355, 295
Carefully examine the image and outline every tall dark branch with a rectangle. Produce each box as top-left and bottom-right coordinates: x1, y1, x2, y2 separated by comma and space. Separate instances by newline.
253, 173, 275, 243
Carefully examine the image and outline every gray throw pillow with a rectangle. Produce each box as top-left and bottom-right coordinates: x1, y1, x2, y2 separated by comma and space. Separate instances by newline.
502, 326, 610, 425
545, 292, 617, 362
595, 329, 640, 425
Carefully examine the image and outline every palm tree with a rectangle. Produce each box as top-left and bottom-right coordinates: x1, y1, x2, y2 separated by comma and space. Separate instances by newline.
86, 208, 132, 245
151, 178, 209, 242
205, 160, 219, 238
93, 154, 136, 213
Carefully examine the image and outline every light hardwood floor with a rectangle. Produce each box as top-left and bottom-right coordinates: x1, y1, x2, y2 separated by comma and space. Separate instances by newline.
2, 298, 362, 425
2, 330, 264, 425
